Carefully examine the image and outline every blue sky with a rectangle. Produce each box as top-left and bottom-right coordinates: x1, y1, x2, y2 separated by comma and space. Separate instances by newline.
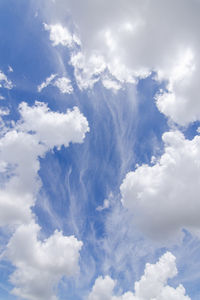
1, 1, 200, 300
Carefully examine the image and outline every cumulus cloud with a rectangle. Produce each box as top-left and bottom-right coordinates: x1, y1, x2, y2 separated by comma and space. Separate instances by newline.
54, 76, 73, 94
40, 0, 200, 124
0, 130, 44, 226
44, 23, 80, 47
38, 74, 73, 94
18, 101, 89, 149
43, 19, 137, 90
89, 275, 116, 300
0, 70, 13, 89
120, 130, 200, 240
0, 102, 89, 226
0, 101, 89, 299
102, 76, 122, 92
4, 222, 82, 300
70, 51, 107, 90
89, 252, 190, 300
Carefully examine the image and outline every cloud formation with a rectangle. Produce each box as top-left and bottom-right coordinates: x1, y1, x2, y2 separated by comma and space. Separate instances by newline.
0, 101, 89, 299
38, 74, 73, 94
89, 252, 190, 300
0, 101, 89, 226
121, 130, 200, 240
44, 22, 81, 48
40, 0, 200, 125
4, 222, 82, 300
0, 70, 13, 89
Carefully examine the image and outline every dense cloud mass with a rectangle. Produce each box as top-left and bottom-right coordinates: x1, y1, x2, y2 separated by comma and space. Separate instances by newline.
5, 222, 82, 300
89, 252, 190, 300
40, 0, 200, 125
121, 130, 200, 240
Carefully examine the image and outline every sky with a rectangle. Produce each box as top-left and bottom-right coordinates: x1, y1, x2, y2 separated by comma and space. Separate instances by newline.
0, 0, 200, 299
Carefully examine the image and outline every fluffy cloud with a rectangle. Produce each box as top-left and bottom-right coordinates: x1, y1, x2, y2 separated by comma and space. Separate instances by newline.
0, 130, 44, 226
0, 101, 89, 299
102, 76, 122, 91
70, 51, 107, 90
0, 70, 13, 89
120, 130, 200, 240
0, 101, 89, 226
4, 222, 82, 300
38, 74, 73, 94
89, 276, 116, 300
44, 23, 80, 47
54, 76, 73, 94
40, 0, 200, 124
18, 101, 89, 149
89, 252, 190, 300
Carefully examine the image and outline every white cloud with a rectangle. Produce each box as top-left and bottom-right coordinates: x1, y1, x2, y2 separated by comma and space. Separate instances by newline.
0, 130, 44, 226
0, 101, 89, 298
89, 252, 190, 300
40, 0, 200, 124
0, 101, 89, 226
96, 199, 110, 212
0, 95, 5, 100
38, 74, 73, 94
155, 48, 199, 125
0, 70, 13, 89
102, 76, 121, 91
89, 275, 116, 300
54, 76, 73, 94
0, 107, 9, 116
8, 65, 13, 73
70, 51, 107, 90
69, 44, 136, 90
4, 222, 82, 300
37, 73, 57, 92
18, 101, 89, 149
44, 23, 80, 47
43, 20, 136, 90
120, 130, 200, 241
